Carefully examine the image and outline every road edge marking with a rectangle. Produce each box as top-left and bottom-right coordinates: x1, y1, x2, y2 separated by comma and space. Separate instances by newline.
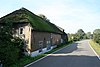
88, 41, 100, 60
24, 44, 71, 67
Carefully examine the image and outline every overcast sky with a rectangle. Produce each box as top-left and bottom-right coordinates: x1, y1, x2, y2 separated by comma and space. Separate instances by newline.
0, 0, 100, 33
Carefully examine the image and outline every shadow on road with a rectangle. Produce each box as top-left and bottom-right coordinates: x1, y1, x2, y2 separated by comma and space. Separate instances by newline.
55, 43, 79, 54
28, 41, 100, 67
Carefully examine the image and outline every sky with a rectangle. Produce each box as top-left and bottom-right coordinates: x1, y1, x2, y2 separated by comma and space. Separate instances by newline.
0, 0, 100, 33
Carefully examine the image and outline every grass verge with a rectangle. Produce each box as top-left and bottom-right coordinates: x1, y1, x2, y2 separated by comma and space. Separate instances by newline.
89, 40, 100, 56
10, 42, 72, 67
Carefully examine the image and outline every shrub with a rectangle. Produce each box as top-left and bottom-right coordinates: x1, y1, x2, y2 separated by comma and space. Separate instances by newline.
0, 20, 24, 66
93, 29, 100, 45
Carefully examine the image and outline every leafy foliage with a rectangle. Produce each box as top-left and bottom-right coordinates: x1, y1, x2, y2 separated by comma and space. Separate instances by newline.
76, 29, 86, 40
86, 32, 92, 39
93, 29, 100, 45
0, 20, 24, 66
68, 29, 87, 42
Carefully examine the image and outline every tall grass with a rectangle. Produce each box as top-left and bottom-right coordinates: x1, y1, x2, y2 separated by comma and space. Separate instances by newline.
89, 40, 100, 56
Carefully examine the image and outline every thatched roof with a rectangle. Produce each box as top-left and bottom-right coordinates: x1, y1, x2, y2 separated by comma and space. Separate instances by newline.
0, 7, 63, 34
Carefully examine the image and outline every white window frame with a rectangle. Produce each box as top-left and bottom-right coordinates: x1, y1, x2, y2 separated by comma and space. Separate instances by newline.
19, 27, 24, 35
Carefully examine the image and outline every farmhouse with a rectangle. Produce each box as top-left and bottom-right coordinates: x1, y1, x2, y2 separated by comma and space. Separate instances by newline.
0, 8, 67, 56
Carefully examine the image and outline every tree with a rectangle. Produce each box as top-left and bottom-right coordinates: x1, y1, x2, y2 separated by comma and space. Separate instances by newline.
93, 29, 100, 34
93, 29, 100, 45
67, 33, 72, 42
38, 14, 50, 22
0, 19, 23, 66
86, 32, 92, 39
76, 29, 86, 40
67, 33, 79, 42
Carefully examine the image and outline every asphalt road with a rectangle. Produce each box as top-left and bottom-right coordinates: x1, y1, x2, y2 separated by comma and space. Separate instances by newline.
27, 40, 100, 67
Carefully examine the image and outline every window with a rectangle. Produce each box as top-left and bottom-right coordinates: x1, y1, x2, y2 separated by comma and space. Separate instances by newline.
19, 27, 24, 35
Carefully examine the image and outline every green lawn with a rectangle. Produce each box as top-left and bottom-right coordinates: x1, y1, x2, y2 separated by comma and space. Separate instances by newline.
89, 40, 100, 56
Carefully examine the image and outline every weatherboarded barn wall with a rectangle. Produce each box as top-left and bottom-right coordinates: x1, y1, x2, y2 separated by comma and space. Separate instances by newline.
31, 31, 61, 52
31, 31, 51, 51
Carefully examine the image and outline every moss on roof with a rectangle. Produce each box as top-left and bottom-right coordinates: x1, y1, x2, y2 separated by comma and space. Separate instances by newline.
0, 8, 63, 34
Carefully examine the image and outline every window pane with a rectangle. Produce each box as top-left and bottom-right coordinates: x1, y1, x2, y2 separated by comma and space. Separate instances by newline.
20, 28, 23, 34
